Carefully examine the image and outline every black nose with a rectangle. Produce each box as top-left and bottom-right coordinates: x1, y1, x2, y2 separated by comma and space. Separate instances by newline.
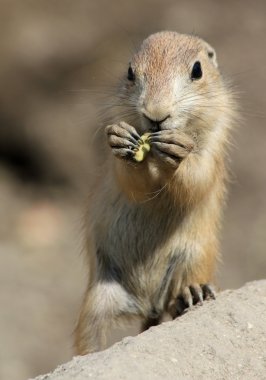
143, 113, 170, 131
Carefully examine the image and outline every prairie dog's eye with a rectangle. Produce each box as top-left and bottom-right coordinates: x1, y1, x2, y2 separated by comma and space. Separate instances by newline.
191, 61, 202, 80
127, 66, 135, 81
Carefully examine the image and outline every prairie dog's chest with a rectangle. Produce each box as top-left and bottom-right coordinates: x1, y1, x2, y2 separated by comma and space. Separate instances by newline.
103, 199, 181, 258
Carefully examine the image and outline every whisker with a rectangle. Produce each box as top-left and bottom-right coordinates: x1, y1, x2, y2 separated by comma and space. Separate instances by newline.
177, 87, 237, 104
181, 109, 208, 125
140, 183, 168, 203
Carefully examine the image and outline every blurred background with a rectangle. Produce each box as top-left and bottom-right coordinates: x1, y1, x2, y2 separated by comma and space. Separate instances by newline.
0, 0, 265, 379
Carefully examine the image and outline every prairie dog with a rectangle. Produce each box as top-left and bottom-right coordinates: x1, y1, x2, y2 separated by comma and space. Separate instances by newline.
75, 31, 236, 354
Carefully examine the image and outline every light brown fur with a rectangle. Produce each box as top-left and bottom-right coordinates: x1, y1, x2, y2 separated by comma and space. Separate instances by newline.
75, 31, 237, 355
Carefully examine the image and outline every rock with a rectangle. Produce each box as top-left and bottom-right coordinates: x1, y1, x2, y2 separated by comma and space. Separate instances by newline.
31, 281, 266, 380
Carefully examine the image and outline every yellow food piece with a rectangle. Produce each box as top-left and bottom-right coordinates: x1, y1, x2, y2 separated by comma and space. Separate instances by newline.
133, 133, 151, 162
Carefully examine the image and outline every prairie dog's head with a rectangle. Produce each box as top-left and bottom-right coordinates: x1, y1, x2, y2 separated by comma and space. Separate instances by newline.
119, 31, 230, 135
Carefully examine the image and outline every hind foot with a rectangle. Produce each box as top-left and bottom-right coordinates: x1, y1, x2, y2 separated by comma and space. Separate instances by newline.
170, 283, 216, 319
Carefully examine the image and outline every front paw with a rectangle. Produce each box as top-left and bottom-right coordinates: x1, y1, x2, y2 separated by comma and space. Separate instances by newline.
172, 283, 216, 318
149, 130, 195, 168
105, 122, 140, 160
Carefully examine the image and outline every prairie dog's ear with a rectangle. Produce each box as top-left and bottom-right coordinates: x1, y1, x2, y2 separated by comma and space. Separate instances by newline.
203, 41, 218, 68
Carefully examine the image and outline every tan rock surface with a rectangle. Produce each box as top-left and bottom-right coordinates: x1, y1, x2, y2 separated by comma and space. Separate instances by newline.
32, 281, 266, 380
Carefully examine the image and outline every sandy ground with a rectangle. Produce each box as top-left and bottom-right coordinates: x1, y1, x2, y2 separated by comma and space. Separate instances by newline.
32, 281, 266, 380
0, 1, 266, 379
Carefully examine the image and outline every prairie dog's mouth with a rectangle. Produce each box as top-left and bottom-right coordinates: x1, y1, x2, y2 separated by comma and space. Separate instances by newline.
142, 112, 171, 132
149, 124, 160, 133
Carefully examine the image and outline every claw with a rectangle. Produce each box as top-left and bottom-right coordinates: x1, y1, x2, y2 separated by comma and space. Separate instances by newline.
112, 148, 134, 159
175, 296, 187, 317
201, 284, 216, 300
190, 284, 204, 305
182, 286, 193, 308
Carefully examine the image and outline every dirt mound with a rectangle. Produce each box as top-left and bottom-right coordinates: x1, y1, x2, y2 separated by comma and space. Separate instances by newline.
32, 280, 266, 380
